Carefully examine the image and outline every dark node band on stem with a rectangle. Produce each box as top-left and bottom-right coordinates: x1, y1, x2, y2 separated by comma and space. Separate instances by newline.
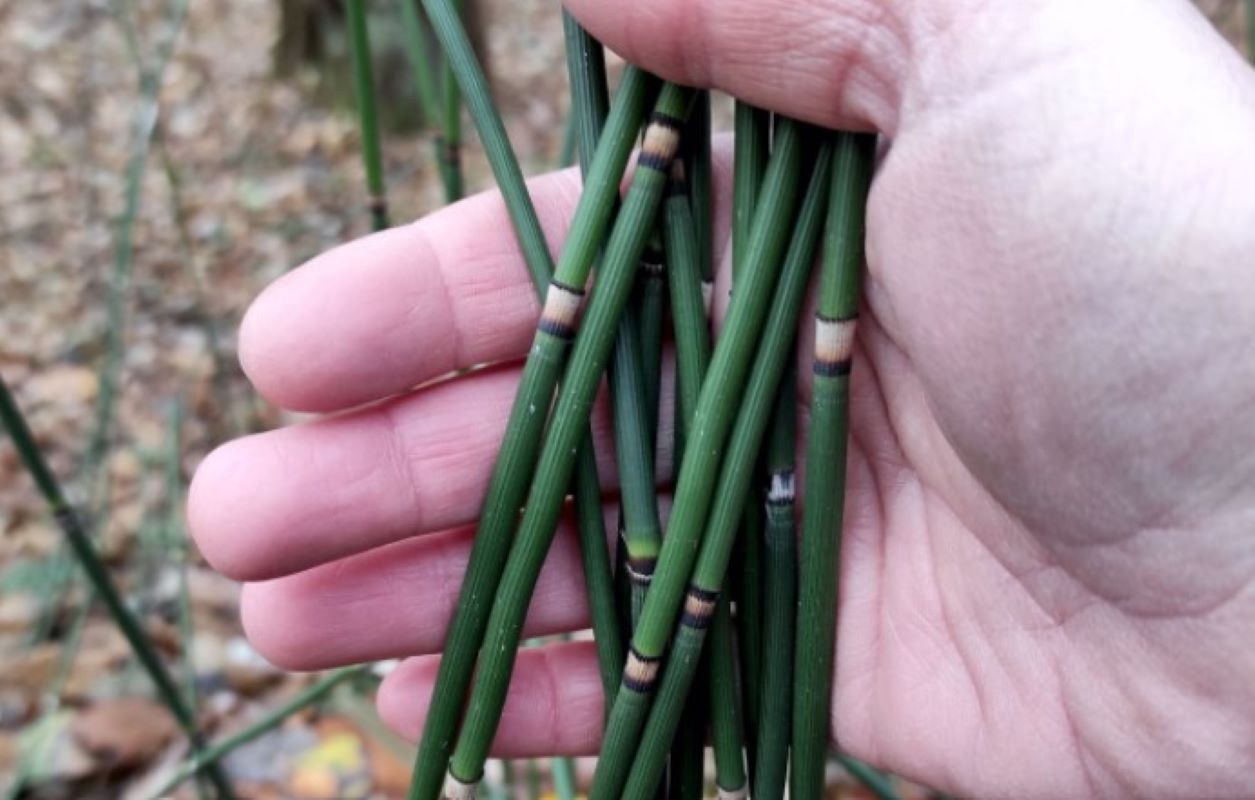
626, 554, 657, 586
637, 112, 684, 172
624, 647, 663, 693
813, 313, 858, 377
537, 281, 586, 340
679, 584, 719, 630
640, 248, 665, 277
368, 195, 388, 213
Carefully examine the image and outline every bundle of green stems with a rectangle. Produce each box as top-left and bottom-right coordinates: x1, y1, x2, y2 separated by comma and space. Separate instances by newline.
340, 4, 888, 798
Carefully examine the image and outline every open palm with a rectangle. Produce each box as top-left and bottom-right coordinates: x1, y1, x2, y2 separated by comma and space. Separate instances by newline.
190, 0, 1255, 796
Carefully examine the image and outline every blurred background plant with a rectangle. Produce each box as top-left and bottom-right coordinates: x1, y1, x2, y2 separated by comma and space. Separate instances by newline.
0, 1, 1249, 798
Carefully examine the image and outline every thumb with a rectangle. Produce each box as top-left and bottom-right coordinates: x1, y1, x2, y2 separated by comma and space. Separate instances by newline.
562, 0, 924, 134
564, 0, 1255, 138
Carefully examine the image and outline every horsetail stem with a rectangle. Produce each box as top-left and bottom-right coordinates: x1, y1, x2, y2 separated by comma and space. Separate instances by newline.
561, 12, 609, 177
731, 105, 771, 772
398, 0, 442, 125
440, 84, 695, 796
590, 118, 808, 799
732, 103, 770, 275
617, 134, 834, 799
0, 377, 237, 800
407, 66, 659, 800
437, 0, 464, 200
609, 297, 664, 627
661, 158, 714, 800
561, 14, 623, 705
662, 161, 709, 469
754, 356, 799, 800
685, 90, 714, 282
398, 0, 462, 202
420, 0, 557, 288
635, 234, 667, 444
346, 0, 389, 231
145, 666, 367, 800
790, 131, 876, 800
708, 600, 748, 798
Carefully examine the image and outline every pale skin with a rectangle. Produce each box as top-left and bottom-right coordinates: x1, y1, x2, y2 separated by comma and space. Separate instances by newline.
188, 0, 1255, 796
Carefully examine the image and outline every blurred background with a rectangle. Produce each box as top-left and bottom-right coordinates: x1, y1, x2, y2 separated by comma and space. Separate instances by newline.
0, 1, 1249, 797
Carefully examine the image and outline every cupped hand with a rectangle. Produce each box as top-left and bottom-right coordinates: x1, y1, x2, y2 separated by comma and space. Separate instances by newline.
189, 0, 1255, 796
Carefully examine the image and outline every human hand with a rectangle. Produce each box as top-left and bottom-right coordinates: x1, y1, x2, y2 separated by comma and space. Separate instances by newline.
190, 0, 1255, 796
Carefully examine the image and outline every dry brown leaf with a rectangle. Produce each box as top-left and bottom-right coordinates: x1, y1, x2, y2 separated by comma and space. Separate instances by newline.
71, 697, 179, 768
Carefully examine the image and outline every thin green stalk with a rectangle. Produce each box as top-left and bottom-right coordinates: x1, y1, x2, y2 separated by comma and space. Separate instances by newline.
635, 236, 666, 444
28, 0, 189, 649
591, 119, 808, 799
559, 115, 577, 167
685, 90, 713, 282
437, 0, 464, 200
442, 85, 696, 795
526, 760, 541, 800
398, 0, 443, 125
552, 758, 577, 799
791, 131, 877, 800
708, 600, 747, 798
662, 160, 713, 800
406, 66, 659, 800
422, 0, 581, 289
837, 754, 901, 800
731, 103, 771, 774
732, 103, 770, 275
1247, 0, 1255, 62
562, 13, 622, 704
610, 300, 664, 628
165, 398, 208, 800
347, 0, 389, 231
668, 697, 707, 800
0, 377, 236, 800
85, 0, 187, 479
146, 666, 366, 800
618, 134, 834, 799
753, 360, 798, 800
662, 162, 709, 462
399, 0, 463, 203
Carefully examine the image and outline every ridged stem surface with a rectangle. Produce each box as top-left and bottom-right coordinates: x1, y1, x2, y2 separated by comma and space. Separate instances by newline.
561, 14, 622, 704
619, 136, 833, 798
0, 378, 237, 800
591, 119, 807, 799
407, 63, 659, 800
790, 131, 876, 800
731, 104, 770, 773
346, 0, 389, 231
443, 85, 695, 792
754, 358, 798, 800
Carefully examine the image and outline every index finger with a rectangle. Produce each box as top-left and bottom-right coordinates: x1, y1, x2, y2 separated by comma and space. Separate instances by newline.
239, 168, 582, 414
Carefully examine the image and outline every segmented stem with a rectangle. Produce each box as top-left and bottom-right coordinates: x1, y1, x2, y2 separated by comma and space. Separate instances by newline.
731, 104, 771, 772
561, 14, 622, 704
443, 85, 695, 793
407, 64, 659, 800
618, 135, 834, 798
790, 131, 876, 800
591, 118, 808, 799
346, 0, 389, 231
0, 377, 237, 800
146, 667, 365, 800
754, 357, 798, 799
610, 298, 664, 627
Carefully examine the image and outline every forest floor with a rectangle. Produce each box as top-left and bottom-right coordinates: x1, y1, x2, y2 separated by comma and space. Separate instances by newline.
0, 0, 1247, 798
